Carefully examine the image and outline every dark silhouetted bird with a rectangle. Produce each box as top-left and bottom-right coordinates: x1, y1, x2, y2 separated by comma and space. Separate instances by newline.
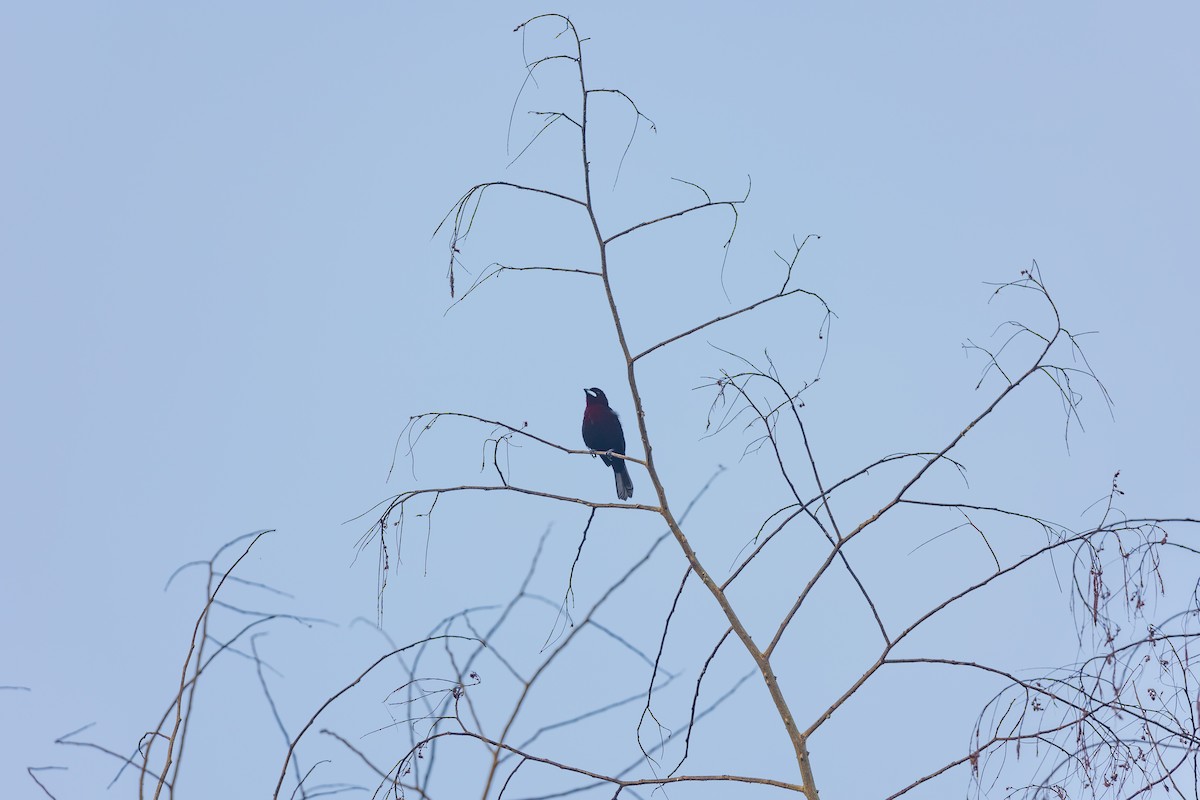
582, 387, 634, 501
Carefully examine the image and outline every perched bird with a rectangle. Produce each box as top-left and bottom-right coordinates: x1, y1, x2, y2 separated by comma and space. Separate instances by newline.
582, 387, 634, 501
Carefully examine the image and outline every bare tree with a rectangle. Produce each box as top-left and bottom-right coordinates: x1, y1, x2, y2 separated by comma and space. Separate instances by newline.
35, 14, 1199, 800
351, 15, 1200, 799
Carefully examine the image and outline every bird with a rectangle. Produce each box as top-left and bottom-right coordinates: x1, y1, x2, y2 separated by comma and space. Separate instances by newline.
581, 387, 634, 501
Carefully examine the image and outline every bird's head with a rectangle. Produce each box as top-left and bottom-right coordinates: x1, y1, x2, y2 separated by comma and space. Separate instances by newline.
584, 387, 609, 407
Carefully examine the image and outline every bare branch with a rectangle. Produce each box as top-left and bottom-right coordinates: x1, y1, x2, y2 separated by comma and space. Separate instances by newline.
27, 767, 66, 800
446, 263, 600, 312
633, 286, 831, 362
272, 636, 480, 800
391, 729, 807, 794
603, 197, 743, 246
148, 530, 273, 800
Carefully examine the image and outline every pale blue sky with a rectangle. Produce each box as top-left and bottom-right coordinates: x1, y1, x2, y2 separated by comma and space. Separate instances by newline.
2, 4, 1197, 798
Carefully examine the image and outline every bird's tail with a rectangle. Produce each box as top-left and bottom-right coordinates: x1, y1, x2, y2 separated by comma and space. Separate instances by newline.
613, 461, 634, 501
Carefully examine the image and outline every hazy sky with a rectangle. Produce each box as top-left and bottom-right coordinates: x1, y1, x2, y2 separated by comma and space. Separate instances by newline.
2, 4, 1197, 798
